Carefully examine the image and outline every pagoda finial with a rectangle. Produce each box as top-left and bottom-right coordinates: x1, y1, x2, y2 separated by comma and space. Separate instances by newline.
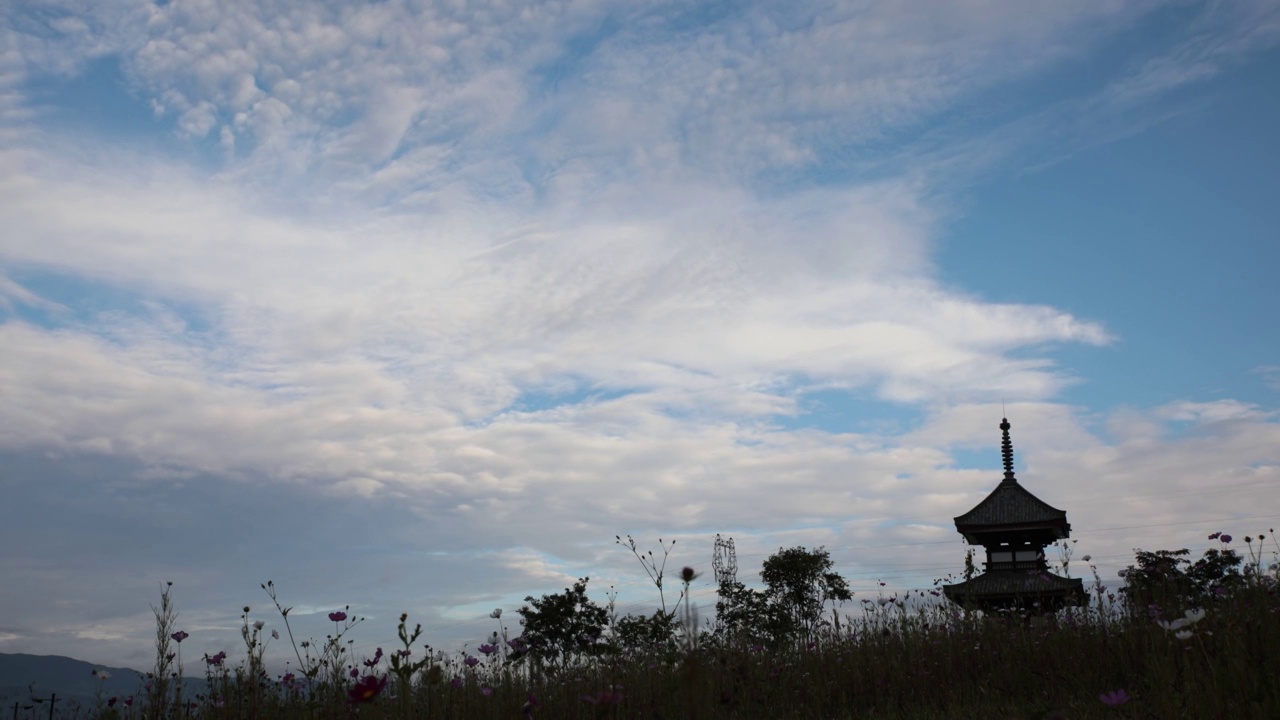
1000, 417, 1017, 482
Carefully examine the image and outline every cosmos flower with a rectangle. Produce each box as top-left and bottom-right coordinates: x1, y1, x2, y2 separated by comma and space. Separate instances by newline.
1098, 689, 1131, 707
347, 675, 387, 704
329, 611, 348, 622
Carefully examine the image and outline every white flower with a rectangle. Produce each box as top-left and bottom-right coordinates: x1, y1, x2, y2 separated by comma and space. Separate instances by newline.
1158, 618, 1191, 632
254, 620, 265, 630
1183, 608, 1206, 623
94, 670, 111, 680
271, 629, 280, 640
1082, 555, 1092, 562
490, 608, 502, 619
877, 597, 891, 606
1175, 630, 1194, 641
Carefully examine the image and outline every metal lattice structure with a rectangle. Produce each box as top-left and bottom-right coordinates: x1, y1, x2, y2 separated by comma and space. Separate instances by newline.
712, 533, 737, 585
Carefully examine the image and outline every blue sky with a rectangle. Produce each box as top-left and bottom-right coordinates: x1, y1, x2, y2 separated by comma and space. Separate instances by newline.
1, 0, 1278, 672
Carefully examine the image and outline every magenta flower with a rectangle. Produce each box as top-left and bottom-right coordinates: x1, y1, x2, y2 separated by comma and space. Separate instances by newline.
522, 693, 539, 720
449, 676, 464, 689
107, 698, 117, 708
329, 611, 348, 622
480, 686, 493, 696
464, 655, 480, 667
204, 651, 227, 667
1099, 689, 1132, 707
478, 643, 499, 656
1208, 531, 1221, 540
347, 674, 387, 704
363, 648, 384, 668
1220, 534, 1233, 543
171, 630, 189, 642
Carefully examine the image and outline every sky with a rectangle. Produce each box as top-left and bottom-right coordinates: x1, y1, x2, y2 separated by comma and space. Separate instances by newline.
2, 0, 1279, 674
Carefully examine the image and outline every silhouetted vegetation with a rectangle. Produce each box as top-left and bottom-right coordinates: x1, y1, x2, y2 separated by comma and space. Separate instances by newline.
31, 531, 1280, 719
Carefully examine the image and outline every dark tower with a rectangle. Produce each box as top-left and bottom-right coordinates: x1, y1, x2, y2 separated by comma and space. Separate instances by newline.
942, 418, 1086, 611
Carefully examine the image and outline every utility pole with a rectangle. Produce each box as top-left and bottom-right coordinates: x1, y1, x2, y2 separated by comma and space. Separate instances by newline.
29, 694, 57, 720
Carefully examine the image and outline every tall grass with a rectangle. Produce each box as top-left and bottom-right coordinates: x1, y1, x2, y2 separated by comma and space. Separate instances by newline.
81, 534, 1280, 720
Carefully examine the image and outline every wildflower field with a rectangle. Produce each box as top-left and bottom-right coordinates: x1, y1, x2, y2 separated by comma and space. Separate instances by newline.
76, 531, 1280, 720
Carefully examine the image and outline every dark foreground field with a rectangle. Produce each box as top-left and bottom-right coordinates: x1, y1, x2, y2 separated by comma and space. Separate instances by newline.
51, 536, 1280, 719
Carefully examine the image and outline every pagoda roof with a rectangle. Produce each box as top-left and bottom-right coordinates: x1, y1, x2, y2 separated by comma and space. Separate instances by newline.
954, 478, 1069, 530
953, 418, 1071, 537
943, 570, 1085, 606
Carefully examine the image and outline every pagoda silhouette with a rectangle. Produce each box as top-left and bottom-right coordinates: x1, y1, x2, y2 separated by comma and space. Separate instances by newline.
942, 418, 1086, 611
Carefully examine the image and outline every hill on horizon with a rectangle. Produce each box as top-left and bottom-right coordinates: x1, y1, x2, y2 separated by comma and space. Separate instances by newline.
0, 652, 207, 716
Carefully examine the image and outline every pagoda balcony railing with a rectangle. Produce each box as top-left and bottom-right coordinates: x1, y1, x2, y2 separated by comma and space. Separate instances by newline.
983, 561, 1047, 572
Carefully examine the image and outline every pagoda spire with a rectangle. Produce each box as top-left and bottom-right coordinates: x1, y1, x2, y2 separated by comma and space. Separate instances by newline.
1000, 417, 1016, 483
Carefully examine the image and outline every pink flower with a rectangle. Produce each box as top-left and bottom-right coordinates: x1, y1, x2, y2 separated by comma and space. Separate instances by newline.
1208, 532, 1221, 540
347, 674, 387, 704
1220, 534, 1233, 544
449, 676, 464, 689
480, 686, 493, 696
171, 631, 189, 642
329, 611, 348, 622
1099, 689, 1131, 707
204, 651, 227, 667
464, 655, 480, 667
478, 643, 499, 656
106, 698, 117, 708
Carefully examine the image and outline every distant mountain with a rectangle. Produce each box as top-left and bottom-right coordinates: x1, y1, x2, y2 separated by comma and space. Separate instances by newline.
0, 653, 206, 716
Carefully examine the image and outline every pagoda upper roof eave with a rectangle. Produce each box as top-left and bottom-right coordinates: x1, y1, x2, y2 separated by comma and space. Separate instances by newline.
953, 478, 1070, 528
956, 519, 1072, 536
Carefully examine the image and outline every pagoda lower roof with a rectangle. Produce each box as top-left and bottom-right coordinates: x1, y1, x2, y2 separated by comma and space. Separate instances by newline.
943, 570, 1085, 602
